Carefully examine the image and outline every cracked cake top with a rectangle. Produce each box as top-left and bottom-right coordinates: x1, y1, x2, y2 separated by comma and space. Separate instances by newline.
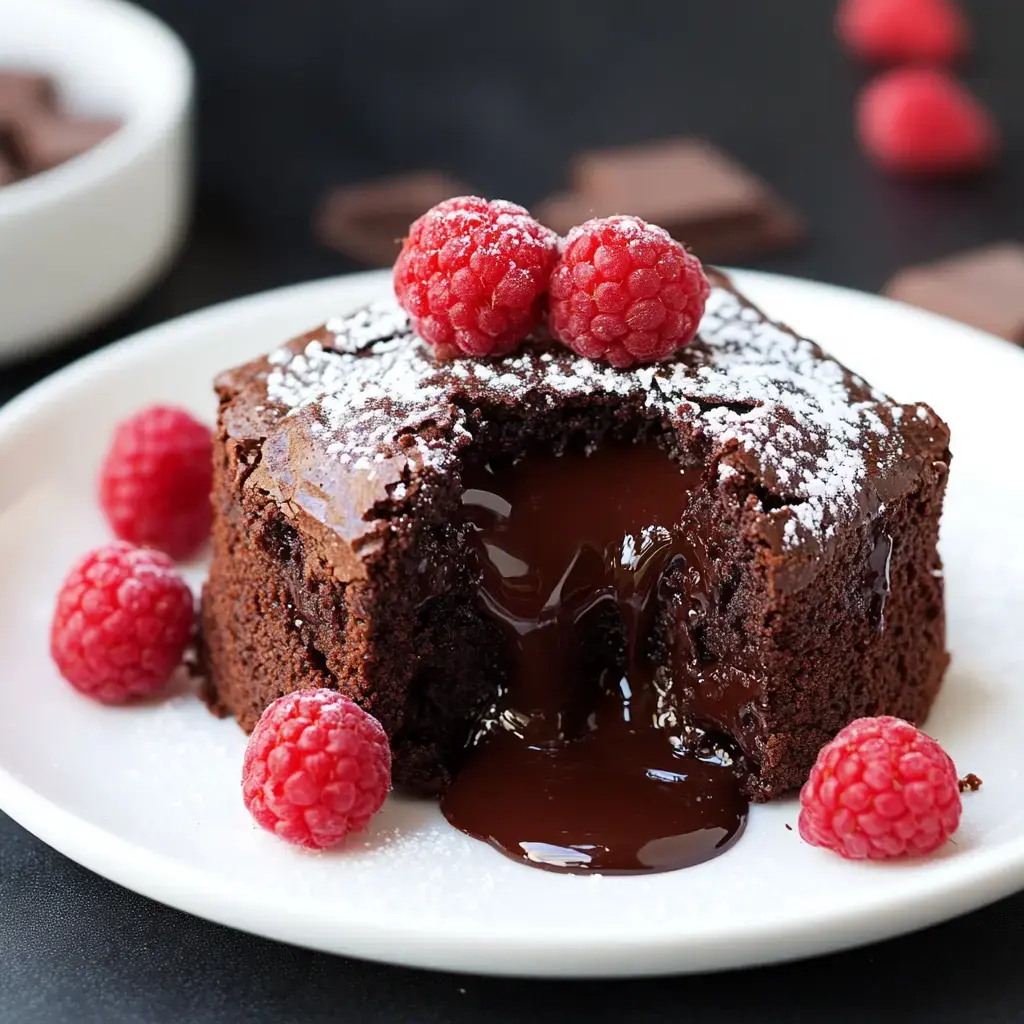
216, 271, 949, 579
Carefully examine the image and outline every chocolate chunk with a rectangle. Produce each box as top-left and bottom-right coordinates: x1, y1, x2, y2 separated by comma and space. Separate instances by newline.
530, 193, 583, 235
0, 70, 56, 129
11, 112, 121, 174
574, 139, 768, 218
958, 773, 983, 793
535, 139, 804, 263
884, 243, 1024, 344
314, 172, 471, 266
0, 69, 119, 183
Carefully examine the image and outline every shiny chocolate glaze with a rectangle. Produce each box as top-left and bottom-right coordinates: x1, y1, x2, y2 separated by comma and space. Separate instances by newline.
867, 529, 894, 631
440, 443, 747, 874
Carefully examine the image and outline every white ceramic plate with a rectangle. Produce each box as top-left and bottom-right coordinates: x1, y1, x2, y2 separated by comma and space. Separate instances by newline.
0, 270, 1022, 978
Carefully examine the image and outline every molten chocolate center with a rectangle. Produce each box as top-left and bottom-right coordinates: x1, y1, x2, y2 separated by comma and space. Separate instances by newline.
440, 442, 748, 874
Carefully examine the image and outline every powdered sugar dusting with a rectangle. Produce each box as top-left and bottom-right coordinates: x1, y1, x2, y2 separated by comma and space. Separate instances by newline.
323, 303, 409, 354
563, 213, 674, 249
264, 286, 907, 549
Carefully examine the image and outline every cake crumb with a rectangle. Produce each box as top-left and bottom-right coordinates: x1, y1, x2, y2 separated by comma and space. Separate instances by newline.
958, 773, 983, 793
785, 823, 792, 831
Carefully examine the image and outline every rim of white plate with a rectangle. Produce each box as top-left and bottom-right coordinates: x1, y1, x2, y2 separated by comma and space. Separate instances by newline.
1, 269, 1022, 976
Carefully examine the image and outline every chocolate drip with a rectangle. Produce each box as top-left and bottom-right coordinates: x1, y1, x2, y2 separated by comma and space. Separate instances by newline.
867, 529, 894, 631
440, 442, 747, 874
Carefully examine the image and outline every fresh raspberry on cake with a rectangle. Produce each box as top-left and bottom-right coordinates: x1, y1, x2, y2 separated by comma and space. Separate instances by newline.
50, 542, 195, 703
857, 68, 998, 177
799, 716, 961, 860
547, 215, 710, 368
99, 405, 213, 560
393, 196, 559, 359
242, 689, 392, 850
837, 0, 970, 65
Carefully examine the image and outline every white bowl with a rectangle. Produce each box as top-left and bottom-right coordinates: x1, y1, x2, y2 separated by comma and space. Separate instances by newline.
0, 0, 192, 363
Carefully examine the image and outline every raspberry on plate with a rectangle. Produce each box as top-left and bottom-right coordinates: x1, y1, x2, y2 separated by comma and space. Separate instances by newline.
857, 67, 999, 177
99, 405, 213, 561
799, 716, 961, 860
837, 0, 970, 65
393, 196, 559, 359
242, 689, 392, 850
50, 542, 195, 703
547, 215, 710, 368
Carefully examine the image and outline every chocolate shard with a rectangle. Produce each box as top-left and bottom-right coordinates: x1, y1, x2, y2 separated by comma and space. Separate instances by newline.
532, 192, 591, 235
314, 172, 473, 267
0, 70, 57, 129
11, 113, 121, 174
536, 138, 804, 263
574, 138, 769, 217
884, 243, 1024, 345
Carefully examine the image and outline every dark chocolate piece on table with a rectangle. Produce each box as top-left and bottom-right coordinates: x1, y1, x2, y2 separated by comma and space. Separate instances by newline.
574, 138, 769, 218
11, 112, 121, 174
884, 243, 1024, 344
314, 172, 471, 267
535, 138, 804, 263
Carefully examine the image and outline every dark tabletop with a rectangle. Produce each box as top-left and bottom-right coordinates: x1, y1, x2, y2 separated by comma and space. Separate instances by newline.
3, 1, 1024, 1020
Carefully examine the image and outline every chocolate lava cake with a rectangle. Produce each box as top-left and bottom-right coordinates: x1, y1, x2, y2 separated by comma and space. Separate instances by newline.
201, 270, 950, 817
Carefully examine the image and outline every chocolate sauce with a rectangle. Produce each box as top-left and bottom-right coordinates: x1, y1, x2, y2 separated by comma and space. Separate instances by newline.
440, 443, 747, 874
867, 529, 894, 631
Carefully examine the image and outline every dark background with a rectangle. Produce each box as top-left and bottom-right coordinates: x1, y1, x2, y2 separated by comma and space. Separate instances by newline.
3, 0, 1024, 1020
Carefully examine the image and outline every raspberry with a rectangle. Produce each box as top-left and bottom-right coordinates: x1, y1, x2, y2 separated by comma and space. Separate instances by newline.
857, 68, 999, 177
393, 196, 558, 359
50, 542, 195, 703
242, 689, 391, 850
837, 0, 969, 65
99, 405, 213, 561
799, 716, 961, 860
547, 216, 710, 368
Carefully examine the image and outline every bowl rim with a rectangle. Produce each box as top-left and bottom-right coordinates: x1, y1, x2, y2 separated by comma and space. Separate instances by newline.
0, 0, 193, 218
